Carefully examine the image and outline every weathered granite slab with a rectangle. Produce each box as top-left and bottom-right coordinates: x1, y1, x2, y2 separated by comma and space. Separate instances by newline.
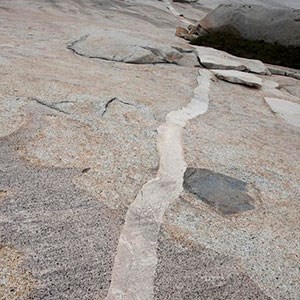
196, 46, 270, 74
212, 69, 263, 88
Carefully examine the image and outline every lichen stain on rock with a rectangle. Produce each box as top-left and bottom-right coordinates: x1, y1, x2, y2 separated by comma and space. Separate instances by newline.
183, 168, 255, 215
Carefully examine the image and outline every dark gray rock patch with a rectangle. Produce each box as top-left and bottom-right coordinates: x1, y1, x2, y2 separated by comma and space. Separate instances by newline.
183, 168, 255, 214
154, 227, 271, 300
0, 133, 123, 300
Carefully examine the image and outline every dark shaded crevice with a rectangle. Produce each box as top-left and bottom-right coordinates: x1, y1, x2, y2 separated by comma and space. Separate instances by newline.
101, 97, 117, 116
183, 167, 197, 180
268, 67, 300, 80
191, 31, 300, 69
196, 54, 206, 69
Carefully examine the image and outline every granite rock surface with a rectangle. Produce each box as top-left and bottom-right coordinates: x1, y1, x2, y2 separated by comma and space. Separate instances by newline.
0, 1, 299, 300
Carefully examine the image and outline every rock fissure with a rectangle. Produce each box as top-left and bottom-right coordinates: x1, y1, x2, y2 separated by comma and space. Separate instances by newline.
101, 97, 137, 116
67, 35, 89, 50
67, 44, 183, 65
32, 97, 70, 115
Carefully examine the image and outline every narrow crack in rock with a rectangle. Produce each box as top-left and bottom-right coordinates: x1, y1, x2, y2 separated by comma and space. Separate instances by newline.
67, 35, 124, 63
268, 66, 300, 81
138, 45, 179, 65
101, 97, 137, 116
55, 100, 76, 105
31, 97, 70, 115
66, 34, 89, 55
105, 69, 211, 300
101, 97, 118, 116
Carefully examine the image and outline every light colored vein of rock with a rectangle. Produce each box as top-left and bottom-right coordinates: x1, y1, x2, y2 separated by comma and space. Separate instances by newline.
105, 69, 211, 300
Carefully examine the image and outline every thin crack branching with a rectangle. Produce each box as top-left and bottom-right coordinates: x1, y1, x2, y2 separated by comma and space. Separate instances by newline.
67, 37, 181, 66
31, 98, 70, 115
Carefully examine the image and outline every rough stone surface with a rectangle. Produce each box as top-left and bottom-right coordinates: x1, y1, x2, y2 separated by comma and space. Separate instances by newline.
212, 69, 263, 88
19, 97, 159, 210
170, 77, 300, 300
154, 227, 271, 300
0, 0, 299, 300
200, 4, 300, 46
0, 246, 34, 300
0, 134, 123, 300
196, 46, 270, 74
0, 1, 198, 299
